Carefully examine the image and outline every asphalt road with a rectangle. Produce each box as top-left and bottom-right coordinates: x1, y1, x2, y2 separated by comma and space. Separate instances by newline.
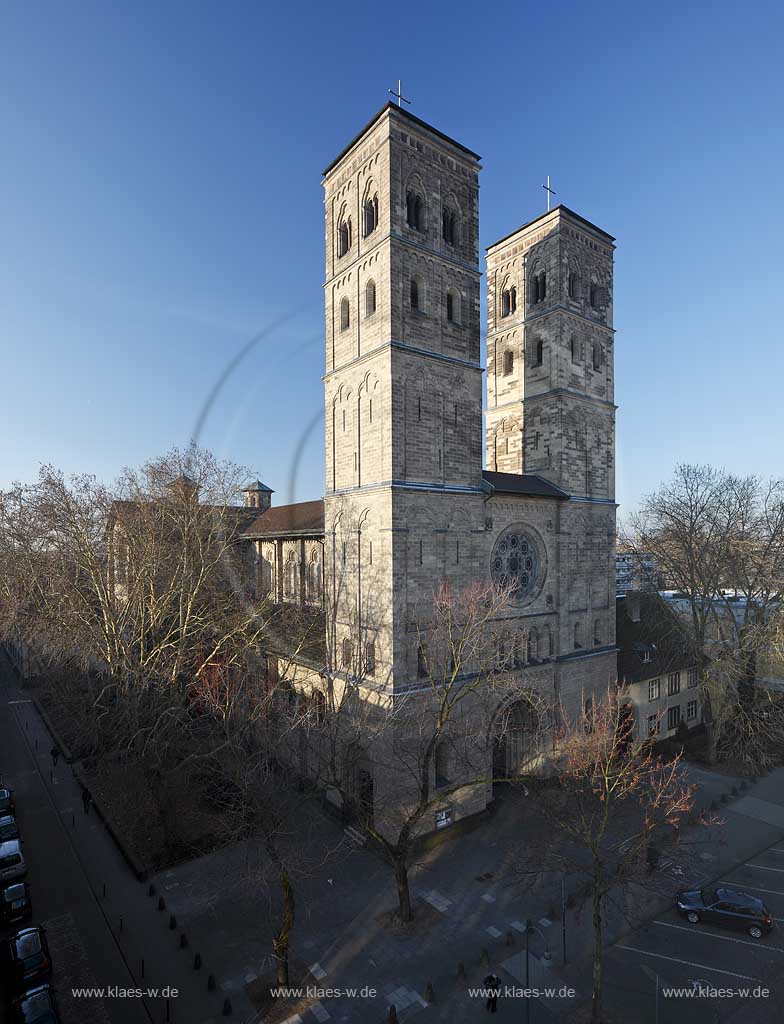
601, 836, 784, 1023
0, 668, 149, 1024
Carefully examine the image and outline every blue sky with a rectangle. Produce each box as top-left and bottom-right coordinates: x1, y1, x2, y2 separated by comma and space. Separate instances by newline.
2, 0, 782, 518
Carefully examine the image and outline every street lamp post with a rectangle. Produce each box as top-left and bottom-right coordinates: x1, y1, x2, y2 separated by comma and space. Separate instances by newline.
523, 918, 551, 1024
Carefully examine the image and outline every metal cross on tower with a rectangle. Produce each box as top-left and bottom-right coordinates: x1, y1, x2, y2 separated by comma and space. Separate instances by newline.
542, 175, 557, 211
388, 80, 411, 107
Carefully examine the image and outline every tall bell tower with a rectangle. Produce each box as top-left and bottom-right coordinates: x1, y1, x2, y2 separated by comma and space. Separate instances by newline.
322, 103, 483, 691
485, 206, 616, 503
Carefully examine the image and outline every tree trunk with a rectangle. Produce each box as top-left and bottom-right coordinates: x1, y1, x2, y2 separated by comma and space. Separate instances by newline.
394, 854, 413, 923
705, 720, 719, 765
591, 885, 604, 1024
265, 834, 295, 986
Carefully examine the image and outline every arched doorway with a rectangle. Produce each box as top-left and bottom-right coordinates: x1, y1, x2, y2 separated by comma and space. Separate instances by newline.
491, 697, 543, 794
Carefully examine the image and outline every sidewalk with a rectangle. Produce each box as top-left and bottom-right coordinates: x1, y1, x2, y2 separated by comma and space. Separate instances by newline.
1, 652, 250, 1024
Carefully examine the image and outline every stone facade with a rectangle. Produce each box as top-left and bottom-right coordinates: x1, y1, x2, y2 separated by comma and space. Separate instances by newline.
250, 104, 620, 836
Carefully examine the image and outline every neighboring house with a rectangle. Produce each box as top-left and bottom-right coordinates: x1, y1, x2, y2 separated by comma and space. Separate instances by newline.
617, 592, 701, 740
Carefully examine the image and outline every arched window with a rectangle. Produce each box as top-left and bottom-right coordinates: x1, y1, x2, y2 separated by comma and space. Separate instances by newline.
284, 553, 297, 601
337, 216, 352, 257
529, 628, 539, 662
531, 271, 546, 304
446, 287, 460, 324
501, 286, 517, 317
434, 740, 450, 787
363, 192, 378, 236
570, 335, 579, 364
592, 342, 602, 371
590, 283, 599, 309
442, 207, 457, 245
365, 280, 376, 317
341, 637, 353, 669
534, 338, 544, 366
365, 641, 376, 677
503, 349, 514, 375
340, 297, 350, 331
568, 272, 579, 299
410, 275, 424, 312
307, 559, 322, 601
574, 621, 583, 650
417, 643, 428, 678
406, 190, 424, 231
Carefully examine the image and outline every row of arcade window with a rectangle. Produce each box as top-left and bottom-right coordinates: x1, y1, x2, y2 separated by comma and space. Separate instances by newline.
338, 278, 462, 329
500, 272, 607, 316
338, 191, 461, 257
341, 638, 376, 676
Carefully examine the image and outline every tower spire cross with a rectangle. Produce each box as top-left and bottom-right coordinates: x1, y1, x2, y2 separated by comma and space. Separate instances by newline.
542, 175, 557, 211
388, 80, 411, 107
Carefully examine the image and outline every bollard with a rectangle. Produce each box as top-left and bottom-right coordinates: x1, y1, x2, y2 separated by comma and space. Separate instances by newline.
158, 895, 166, 911
148, 883, 156, 897
169, 914, 177, 930
424, 982, 435, 1003
180, 932, 188, 948
194, 952, 202, 970
72, 815, 75, 828
207, 973, 217, 991
119, 916, 123, 932
457, 961, 466, 979
166, 998, 171, 1022
102, 883, 106, 899
387, 1005, 398, 1023
505, 931, 514, 946
480, 947, 490, 966
222, 998, 232, 1016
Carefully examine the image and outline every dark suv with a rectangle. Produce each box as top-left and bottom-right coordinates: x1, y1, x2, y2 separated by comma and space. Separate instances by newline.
676, 887, 773, 939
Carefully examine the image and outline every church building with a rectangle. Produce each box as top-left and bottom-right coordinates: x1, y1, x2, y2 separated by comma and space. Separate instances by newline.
241, 101, 618, 829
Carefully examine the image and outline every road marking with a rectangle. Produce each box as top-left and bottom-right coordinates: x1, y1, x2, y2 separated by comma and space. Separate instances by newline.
486, 926, 502, 938
746, 863, 784, 873
721, 881, 784, 896
7, 699, 32, 705
614, 945, 758, 981
653, 920, 784, 952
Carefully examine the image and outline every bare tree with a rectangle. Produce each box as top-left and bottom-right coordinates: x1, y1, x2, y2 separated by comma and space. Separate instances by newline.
292, 578, 548, 923
515, 687, 704, 1024
627, 463, 784, 766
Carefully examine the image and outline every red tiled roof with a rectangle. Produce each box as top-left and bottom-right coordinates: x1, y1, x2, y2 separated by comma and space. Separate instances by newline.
241, 500, 325, 539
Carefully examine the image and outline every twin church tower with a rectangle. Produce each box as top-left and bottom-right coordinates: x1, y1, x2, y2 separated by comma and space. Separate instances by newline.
321, 101, 617, 713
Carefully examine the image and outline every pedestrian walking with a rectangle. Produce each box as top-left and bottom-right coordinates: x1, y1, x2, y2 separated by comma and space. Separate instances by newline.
50, 746, 60, 767
82, 787, 92, 815
483, 973, 500, 1014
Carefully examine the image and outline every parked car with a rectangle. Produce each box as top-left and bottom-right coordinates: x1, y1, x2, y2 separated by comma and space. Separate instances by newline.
676, 886, 773, 938
0, 840, 27, 883
1, 927, 52, 991
11, 983, 61, 1023
0, 882, 31, 925
0, 815, 20, 842
0, 788, 15, 815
